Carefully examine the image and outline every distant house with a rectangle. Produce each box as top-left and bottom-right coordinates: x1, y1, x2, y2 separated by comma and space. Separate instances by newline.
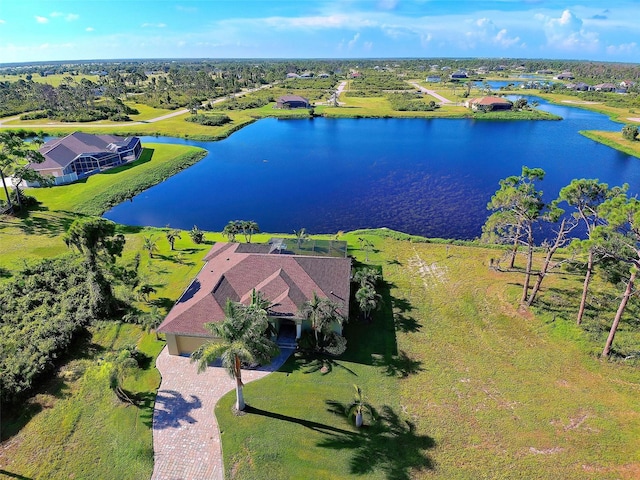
620, 80, 636, 89
566, 82, 590, 91
157, 241, 352, 355
591, 83, 617, 92
286, 72, 300, 79
276, 94, 310, 109
426, 76, 441, 83
317, 73, 330, 78
26, 132, 142, 185
450, 71, 468, 80
465, 96, 513, 111
349, 71, 362, 78
555, 72, 575, 80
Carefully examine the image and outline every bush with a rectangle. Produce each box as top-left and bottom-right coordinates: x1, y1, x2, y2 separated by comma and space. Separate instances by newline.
20, 111, 48, 121
185, 114, 232, 126
622, 124, 639, 141
189, 225, 205, 244
323, 332, 348, 356
297, 330, 317, 352
108, 113, 131, 122
0, 256, 98, 404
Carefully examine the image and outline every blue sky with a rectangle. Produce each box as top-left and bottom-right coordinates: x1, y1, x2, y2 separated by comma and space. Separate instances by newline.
0, 1, 638, 63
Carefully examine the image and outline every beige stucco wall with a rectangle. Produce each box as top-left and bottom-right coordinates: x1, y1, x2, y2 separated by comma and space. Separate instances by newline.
165, 334, 215, 355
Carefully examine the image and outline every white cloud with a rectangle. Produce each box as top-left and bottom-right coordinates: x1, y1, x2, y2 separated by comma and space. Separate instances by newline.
606, 42, 637, 55
363, 41, 373, 51
378, 0, 398, 10
50, 11, 79, 21
35, 16, 49, 24
540, 9, 599, 51
0, 19, 5, 25
141, 23, 167, 28
348, 33, 360, 49
494, 28, 520, 48
177, 40, 187, 47
86, 27, 94, 32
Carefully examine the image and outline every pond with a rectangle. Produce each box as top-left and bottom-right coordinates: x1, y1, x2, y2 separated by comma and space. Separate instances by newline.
104, 98, 639, 240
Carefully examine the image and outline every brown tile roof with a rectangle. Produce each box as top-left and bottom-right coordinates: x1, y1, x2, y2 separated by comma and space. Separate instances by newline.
158, 242, 352, 336
470, 96, 512, 106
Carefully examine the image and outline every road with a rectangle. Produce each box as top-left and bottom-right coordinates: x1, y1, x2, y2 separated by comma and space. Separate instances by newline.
408, 81, 453, 105
0, 82, 277, 129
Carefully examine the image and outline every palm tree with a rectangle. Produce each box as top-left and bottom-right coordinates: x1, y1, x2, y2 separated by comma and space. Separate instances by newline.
241, 220, 260, 243
294, 228, 309, 248
189, 225, 205, 244
356, 284, 381, 323
353, 267, 381, 288
358, 237, 374, 262
165, 228, 182, 251
223, 220, 241, 242
136, 283, 157, 303
141, 306, 164, 340
191, 299, 279, 411
301, 292, 345, 348
142, 236, 158, 258
346, 385, 375, 428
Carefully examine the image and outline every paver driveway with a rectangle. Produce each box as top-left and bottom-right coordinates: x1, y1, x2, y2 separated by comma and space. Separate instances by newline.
151, 346, 293, 480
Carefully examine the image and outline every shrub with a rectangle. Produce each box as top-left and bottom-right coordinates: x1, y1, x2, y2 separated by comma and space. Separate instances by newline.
185, 114, 232, 126
622, 124, 639, 141
189, 225, 205, 244
20, 111, 48, 121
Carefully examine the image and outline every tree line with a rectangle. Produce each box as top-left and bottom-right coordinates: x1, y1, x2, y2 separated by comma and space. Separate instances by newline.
483, 167, 637, 357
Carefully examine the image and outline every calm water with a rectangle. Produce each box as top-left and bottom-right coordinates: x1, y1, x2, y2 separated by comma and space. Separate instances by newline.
104, 98, 638, 239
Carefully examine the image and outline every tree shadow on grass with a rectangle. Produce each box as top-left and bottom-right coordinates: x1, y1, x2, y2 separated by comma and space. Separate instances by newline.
319, 403, 436, 480
371, 351, 424, 378
291, 352, 358, 376
15, 208, 78, 236
149, 297, 176, 311
243, 405, 354, 436
0, 469, 34, 479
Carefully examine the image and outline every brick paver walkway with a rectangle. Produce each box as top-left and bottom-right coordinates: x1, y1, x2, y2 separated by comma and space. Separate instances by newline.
151, 346, 293, 480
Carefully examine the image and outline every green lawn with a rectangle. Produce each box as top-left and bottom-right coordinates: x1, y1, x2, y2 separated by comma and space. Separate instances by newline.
216, 233, 640, 480
580, 130, 640, 159
28, 143, 207, 215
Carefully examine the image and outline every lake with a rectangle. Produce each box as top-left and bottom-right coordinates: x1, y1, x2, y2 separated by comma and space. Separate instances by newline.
104, 98, 639, 240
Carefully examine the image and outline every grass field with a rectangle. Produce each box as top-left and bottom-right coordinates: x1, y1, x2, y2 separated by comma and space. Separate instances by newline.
580, 130, 640, 159
0, 73, 101, 87
1, 83, 640, 479
28, 143, 207, 216
216, 234, 640, 480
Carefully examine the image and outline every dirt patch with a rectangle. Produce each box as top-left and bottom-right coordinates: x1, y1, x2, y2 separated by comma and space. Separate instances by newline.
408, 250, 448, 289
561, 100, 601, 105
529, 446, 564, 455
626, 117, 640, 123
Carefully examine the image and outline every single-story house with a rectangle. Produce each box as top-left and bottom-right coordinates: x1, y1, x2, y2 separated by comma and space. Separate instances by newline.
566, 82, 590, 91
465, 96, 513, 111
450, 71, 468, 80
286, 72, 300, 79
157, 241, 352, 355
555, 72, 575, 80
591, 83, 617, 92
27, 132, 142, 185
275, 94, 310, 109
426, 76, 441, 83
620, 80, 636, 89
